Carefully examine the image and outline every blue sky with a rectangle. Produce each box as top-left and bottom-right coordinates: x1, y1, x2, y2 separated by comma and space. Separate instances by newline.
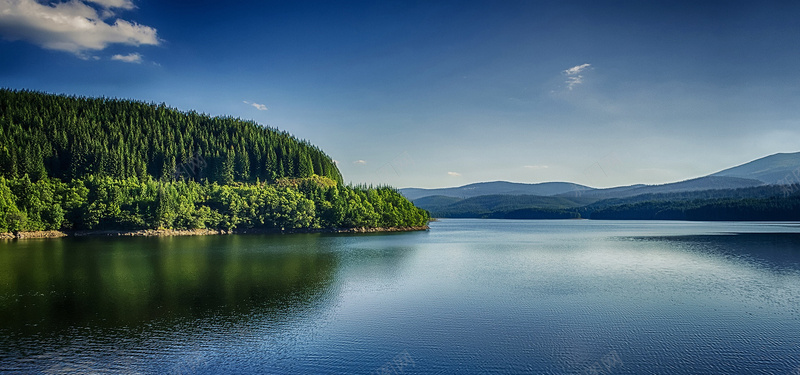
2, 0, 799, 188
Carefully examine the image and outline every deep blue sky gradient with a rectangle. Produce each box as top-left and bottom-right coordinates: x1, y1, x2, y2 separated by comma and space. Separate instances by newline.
2, 0, 799, 188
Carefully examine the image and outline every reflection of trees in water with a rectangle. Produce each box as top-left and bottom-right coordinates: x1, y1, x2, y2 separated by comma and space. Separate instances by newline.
0, 234, 339, 336
0, 232, 423, 373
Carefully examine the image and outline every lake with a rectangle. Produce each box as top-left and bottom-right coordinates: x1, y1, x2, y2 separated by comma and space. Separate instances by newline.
2, 219, 800, 374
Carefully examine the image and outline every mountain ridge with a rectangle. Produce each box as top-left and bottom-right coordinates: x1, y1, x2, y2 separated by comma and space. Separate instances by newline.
711, 152, 800, 184
402, 152, 799, 201
401, 181, 593, 201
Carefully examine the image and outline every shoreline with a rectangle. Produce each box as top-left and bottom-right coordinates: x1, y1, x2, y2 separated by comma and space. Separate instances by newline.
0, 226, 430, 240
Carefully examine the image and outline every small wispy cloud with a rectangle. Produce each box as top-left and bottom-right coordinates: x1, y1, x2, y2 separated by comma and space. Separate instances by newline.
523, 165, 549, 170
564, 63, 591, 76
111, 52, 141, 63
447, 171, 461, 177
563, 63, 591, 90
353, 160, 367, 165
243, 100, 268, 111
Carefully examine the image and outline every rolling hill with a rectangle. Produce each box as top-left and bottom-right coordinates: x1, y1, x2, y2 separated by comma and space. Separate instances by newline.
417, 194, 595, 218
401, 181, 593, 201
711, 152, 800, 184
403, 152, 797, 202
564, 175, 766, 199
404, 152, 800, 220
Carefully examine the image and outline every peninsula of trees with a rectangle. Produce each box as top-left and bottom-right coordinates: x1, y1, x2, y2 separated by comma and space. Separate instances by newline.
0, 89, 429, 233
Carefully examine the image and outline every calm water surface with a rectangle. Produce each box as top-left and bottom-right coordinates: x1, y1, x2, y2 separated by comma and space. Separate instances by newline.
2, 219, 800, 374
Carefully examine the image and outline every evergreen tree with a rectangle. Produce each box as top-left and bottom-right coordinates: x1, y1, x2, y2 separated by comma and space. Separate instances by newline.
298, 154, 313, 178
222, 148, 235, 185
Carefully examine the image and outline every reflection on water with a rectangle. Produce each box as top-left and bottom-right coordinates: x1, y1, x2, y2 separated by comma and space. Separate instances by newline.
0, 234, 343, 374
0, 235, 339, 329
1, 221, 800, 374
639, 232, 800, 272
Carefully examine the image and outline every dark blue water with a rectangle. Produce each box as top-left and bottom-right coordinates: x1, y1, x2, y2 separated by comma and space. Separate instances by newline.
2, 220, 800, 374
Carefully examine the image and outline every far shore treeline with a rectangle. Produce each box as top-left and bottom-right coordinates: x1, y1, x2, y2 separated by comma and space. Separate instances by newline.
0, 89, 429, 233
415, 186, 800, 221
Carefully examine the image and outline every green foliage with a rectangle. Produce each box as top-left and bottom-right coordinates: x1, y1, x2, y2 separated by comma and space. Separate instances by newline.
0, 176, 430, 232
0, 89, 429, 232
0, 177, 21, 232
5, 175, 64, 231
0, 89, 342, 184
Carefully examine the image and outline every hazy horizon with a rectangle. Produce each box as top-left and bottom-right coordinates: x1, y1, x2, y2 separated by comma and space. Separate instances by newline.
3, 1, 799, 189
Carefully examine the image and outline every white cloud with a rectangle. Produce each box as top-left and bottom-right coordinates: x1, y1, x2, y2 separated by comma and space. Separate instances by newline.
564, 63, 590, 76
565, 75, 584, 89
111, 51, 140, 63
243, 100, 268, 111
0, 0, 159, 56
563, 63, 591, 90
447, 171, 461, 177
85, 0, 134, 10
353, 160, 367, 165
523, 165, 549, 170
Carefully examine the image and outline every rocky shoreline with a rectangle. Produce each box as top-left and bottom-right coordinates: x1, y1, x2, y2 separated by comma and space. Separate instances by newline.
0, 226, 430, 240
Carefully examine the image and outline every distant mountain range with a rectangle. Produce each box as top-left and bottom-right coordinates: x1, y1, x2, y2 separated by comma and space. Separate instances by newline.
401, 152, 800, 220
402, 152, 800, 200
401, 181, 591, 201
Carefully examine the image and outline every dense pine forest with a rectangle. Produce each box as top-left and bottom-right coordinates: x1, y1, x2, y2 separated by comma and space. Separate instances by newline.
0, 89, 429, 233
0, 89, 341, 183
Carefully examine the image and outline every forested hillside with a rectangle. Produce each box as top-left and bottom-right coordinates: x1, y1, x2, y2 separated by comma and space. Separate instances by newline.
414, 185, 800, 221
414, 194, 593, 218
587, 194, 800, 221
0, 90, 429, 233
0, 89, 341, 183
583, 185, 794, 210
